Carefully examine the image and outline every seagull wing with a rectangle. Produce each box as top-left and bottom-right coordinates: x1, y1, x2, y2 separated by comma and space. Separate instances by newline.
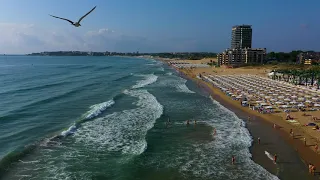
49, 15, 74, 24
77, 6, 96, 23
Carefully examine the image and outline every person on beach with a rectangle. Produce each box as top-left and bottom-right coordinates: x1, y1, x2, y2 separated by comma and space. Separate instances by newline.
290, 129, 292, 134
273, 124, 276, 129
186, 120, 190, 126
309, 163, 312, 173
312, 165, 316, 176
304, 137, 306, 146
194, 120, 197, 125
248, 116, 251, 121
258, 137, 261, 145
292, 131, 294, 138
315, 144, 318, 151
273, 154, 277, 164
232, 156, 235, 165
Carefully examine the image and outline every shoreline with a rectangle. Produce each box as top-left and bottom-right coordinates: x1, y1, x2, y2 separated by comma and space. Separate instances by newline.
159, 59, 319, 179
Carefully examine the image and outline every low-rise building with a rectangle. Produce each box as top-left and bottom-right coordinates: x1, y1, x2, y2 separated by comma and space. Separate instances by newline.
217, 48, 266, 67
298, 52, 320, 65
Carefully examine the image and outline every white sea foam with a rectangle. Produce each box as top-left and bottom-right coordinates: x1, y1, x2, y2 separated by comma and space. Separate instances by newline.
60, 100, 115, 137
166, 72, 173, 75
194, 97, 279, 180
74, 89, 163, 155
85, 100, 115, 119
157, 75, 195, 93
132, 74, 158, 89
176, 80, 195, 93
142, 96, 279, 180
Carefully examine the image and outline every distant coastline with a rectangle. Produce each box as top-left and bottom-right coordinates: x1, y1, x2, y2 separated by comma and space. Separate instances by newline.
25, 51, 217, 60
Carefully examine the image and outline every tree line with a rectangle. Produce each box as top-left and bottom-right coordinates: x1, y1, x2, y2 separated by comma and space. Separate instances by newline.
272, 66, 320, 88
266, 50, 317, 63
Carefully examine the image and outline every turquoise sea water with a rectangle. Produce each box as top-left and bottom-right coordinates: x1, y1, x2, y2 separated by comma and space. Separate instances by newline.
0, 56, 278, 179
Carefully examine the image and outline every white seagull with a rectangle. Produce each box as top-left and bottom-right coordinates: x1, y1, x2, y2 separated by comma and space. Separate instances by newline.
49, 6, 96, 27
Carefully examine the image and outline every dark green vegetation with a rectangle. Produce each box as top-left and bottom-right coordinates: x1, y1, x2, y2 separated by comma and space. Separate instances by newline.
266, 50, 303, 63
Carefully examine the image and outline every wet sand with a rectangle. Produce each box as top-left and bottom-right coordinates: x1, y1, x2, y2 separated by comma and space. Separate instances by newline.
163, 62, 319, 179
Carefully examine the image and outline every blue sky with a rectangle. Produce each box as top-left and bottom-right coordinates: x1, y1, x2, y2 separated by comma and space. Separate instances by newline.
0, 0, 319, 53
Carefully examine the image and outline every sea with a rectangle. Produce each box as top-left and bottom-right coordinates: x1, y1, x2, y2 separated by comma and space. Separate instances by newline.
0, 56, 279, 180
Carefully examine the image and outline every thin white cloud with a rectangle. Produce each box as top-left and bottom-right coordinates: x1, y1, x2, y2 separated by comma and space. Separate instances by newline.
0, 23, 157, 53
0, 23, 208, 54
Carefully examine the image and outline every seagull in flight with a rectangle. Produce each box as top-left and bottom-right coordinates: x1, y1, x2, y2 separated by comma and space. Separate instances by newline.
49, 6, 96, 27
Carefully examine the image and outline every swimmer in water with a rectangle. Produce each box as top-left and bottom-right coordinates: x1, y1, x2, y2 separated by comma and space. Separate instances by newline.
232, 156, 235, 165
273, 154, 277, 164
186, 120, 190, 126
194, 120, 197, 125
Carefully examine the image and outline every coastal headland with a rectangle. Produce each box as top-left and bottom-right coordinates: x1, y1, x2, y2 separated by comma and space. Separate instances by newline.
157, 57, 320, 179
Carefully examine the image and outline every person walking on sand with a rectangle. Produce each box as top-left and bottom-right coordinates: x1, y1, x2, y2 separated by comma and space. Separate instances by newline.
258, 137, 261, 145
186, 120, 190, 126
273, 154, 277, 164
315, 144, 318, 152
304, 137, 306, 146
194, 120, 197, 125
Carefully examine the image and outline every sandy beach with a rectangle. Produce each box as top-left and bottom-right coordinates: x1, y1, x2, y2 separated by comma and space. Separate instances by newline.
159, 58, 320, 179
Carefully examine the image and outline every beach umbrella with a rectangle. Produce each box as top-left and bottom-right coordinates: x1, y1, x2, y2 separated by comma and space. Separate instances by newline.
305, 100, 312, 103
298, 104, 305, 107
265, 106, 274, 109
284, 98, 290, 101
278, 96, 284, 99
280, 105, 290, 108
290, 101, 298, 104
314, 104, 320, 107
291, 96, 297, 99
260, 103, 268, 106
275, 101, 284, 105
